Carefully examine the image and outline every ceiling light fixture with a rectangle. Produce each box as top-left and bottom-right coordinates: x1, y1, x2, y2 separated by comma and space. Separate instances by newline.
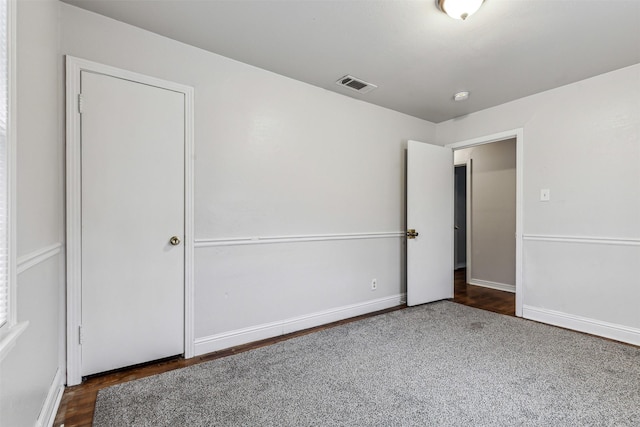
453, 91, 470, 101
437, 0, 485, 20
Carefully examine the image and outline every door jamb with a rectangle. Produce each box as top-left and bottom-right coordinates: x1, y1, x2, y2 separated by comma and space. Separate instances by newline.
453, 160, 472, 280
446, 129, 524, 317
65, 56, 195, 386
465, 159, 472, 284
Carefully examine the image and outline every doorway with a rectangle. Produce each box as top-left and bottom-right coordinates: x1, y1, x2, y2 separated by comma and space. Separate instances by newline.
450, 136, 520, 316
454, 164, 467, 271
405, 129, 523, 316
454, 161, 514, 315
65, 56, 195, 385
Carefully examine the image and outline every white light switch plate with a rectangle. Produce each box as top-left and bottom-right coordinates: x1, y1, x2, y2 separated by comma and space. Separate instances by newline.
540, 189, 550, 201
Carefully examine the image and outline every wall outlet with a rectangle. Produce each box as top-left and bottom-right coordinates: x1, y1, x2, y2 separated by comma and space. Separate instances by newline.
371, 278, 377, 290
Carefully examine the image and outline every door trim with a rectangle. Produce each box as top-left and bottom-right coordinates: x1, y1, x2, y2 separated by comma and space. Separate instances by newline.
453, 160, 472, 278
65, 56, 195, 386
465, 159, 472, 283
446, 128, 524, 317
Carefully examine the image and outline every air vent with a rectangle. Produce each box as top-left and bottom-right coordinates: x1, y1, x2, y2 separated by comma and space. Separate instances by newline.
336, 75, 378, 94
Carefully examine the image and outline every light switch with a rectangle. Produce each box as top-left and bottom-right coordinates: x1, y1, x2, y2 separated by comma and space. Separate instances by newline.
540, 189, 550, 201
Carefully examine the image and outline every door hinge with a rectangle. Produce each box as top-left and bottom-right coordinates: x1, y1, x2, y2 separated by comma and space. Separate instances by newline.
79, 325, 84, 345
77, 93, 84, 114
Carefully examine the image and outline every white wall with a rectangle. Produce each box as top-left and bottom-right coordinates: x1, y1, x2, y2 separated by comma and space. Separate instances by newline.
0, 3, 632, 423
60, 4, 436, 353
0, 0, 65, 426
51, 3, 640, 399
438, 64, 640, 342
455, 139, 516, 289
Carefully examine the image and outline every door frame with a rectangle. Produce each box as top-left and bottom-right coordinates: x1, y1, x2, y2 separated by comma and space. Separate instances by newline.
65, 56, 195, 386
453, 161, 471, 275
446, 128, 524, 317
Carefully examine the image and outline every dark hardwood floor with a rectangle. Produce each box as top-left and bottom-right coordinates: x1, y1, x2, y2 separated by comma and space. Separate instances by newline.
54, 272, 513, 426
453, 268, 515, 316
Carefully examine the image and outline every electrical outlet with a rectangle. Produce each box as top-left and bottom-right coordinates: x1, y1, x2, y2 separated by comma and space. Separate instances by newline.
371, 278, 377, 290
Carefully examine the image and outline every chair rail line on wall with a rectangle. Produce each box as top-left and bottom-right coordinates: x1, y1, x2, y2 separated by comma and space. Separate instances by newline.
195, 231, 405, 248
16, 242, 63, 275
522, 234, 640, 246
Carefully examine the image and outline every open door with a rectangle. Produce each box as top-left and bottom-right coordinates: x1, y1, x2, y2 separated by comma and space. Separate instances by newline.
406, 140, 454, 306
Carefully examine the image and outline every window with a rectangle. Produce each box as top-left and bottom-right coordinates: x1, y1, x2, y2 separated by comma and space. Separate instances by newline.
0, 0, 21, 361
0, 0, 10, 329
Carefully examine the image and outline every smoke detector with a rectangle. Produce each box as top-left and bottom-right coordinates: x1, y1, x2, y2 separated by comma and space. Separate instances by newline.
336, 75, 378, 94
453, 91, 470, 101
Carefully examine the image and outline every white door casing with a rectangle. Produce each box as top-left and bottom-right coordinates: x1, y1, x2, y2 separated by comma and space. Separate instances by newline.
406, 140, 454, 306
465, 159, 472, 284
453, 163, 469, 270
66, 57, 194, 385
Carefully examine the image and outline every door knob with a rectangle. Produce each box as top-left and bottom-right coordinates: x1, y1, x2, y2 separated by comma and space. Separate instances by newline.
406, 229, 419, 239
169, 236, 181, 246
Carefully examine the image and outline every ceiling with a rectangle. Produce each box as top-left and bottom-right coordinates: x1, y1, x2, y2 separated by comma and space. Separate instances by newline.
61, 0, 640, 123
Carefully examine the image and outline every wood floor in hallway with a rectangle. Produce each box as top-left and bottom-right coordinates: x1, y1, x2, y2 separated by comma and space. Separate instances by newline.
453, 268, 516, 316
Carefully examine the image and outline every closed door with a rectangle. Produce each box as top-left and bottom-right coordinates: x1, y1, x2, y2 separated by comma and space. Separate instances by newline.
406, 140, 454, 306
80, 70, 185, 376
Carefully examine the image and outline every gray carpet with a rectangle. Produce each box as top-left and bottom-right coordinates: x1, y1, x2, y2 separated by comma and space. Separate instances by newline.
93, 301, 640, 426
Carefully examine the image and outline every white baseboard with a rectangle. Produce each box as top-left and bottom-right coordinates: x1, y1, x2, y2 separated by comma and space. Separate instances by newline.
35, 368, 64, 427
523, 305, 640, 346
469, 278, 515, 293
195, 294, 405, 356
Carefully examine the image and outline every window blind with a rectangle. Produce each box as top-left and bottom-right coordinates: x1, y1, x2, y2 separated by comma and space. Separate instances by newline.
0, 0, 9, 328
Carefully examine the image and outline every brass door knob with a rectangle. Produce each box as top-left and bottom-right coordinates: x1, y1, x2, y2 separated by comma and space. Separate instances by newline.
407, 229, 419, 239
169, 236, 181, 246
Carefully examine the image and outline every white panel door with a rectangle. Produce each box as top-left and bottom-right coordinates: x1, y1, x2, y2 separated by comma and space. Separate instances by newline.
81, 71, 185, 376
407, 140, 454, 306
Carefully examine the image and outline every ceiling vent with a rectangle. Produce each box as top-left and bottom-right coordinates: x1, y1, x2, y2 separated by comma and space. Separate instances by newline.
336, 75, 378, 94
